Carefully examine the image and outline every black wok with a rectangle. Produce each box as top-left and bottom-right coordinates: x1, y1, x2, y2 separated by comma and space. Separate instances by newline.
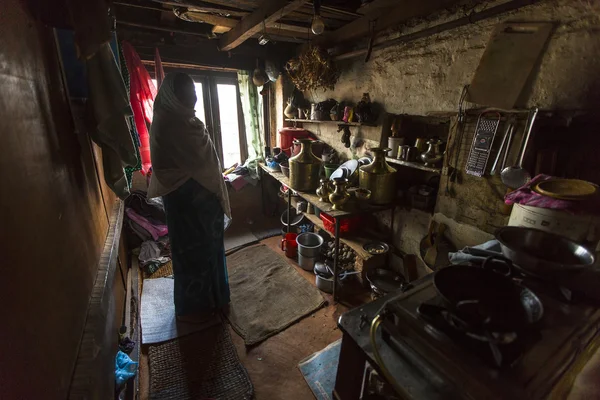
496, 226, 595, 278
433, 258, 544, 333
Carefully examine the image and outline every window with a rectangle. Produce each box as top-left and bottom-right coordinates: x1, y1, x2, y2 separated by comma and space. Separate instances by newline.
151, 79, 206, 125
151, 74, 246, 169
216, 83, 241, 168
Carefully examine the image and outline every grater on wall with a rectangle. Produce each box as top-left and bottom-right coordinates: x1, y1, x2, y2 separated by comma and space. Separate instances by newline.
465, 112, 501, 177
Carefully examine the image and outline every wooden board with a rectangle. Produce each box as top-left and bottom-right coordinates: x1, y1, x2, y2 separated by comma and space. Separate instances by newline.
468, 22, 554, 109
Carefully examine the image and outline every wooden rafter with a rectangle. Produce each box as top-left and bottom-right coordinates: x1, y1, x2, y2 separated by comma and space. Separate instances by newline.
218, 0, 307, 51
318, 0, 459, 47
180, 7, 311, 33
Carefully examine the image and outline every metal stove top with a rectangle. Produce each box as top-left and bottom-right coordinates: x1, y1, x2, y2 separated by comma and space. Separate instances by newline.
379, 275, 600, 399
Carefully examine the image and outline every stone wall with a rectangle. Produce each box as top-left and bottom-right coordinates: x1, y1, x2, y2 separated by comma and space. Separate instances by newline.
283, 0, 600, 277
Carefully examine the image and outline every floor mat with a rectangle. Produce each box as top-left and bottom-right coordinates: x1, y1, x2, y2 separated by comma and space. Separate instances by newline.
298, 340, 342, 400
225, 244, 326, 346
140, 278, 219, 344
149, 323, 253, 400
249, 214, 282, 241
224, 220, 259, 254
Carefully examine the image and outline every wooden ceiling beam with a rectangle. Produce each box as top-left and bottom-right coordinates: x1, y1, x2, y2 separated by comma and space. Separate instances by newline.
180, 8, 310, 33
149, 0, 250, 15
318, 0, 459, 47
218, 0, 307, 51
117, 20, 211, 37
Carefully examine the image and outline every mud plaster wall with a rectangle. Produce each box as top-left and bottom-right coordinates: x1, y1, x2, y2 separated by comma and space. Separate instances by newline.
296, 0, 600, 277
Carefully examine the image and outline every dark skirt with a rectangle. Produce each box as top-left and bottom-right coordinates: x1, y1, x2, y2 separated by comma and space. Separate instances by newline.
163, 179, 230, 316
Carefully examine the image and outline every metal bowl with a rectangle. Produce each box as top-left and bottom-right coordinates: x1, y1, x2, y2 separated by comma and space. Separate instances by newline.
496, 226, 595, 277
363, 241, 389, 255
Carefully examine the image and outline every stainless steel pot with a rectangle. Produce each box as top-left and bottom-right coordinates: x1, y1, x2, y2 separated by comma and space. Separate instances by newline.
496, 226, 595, 277
296, 233, 324, 257
298, 253, 317, 271
315, 273, 334, 293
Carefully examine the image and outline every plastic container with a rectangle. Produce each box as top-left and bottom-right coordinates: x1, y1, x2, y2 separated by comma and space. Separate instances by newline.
281, 233, 298, 258
320, 213, 361, 235
278, 127, 310, 155
508, 203, 591, 242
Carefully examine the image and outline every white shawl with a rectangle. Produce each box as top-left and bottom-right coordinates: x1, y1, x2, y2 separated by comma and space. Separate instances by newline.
147, 74, 231, 218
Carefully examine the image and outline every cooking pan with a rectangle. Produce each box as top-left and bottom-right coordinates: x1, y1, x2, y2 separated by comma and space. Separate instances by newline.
496, 226, 595, 278
433, 257, 543, 333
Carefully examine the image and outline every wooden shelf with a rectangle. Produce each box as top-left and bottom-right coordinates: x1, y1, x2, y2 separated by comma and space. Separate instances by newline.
285, 118, 376, 127
386, 157, 441, 174
302, 212, 374, 261
260, 164, 392, 218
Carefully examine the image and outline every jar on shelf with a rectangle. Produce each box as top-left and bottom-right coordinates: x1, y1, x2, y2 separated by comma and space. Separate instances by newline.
329, 178, 351, 211
359, 148, 397, 205
289, 139, 321, 192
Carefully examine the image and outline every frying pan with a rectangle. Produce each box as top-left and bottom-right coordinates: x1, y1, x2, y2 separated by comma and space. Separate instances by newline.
433, 258, 543, 333
496, 226, 595, 278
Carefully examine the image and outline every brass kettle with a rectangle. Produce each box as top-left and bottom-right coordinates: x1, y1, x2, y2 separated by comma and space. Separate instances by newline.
359, 147, 397, 204
289, 139, 321, 192
329, 178, 351, 211
316, 179, 332, 202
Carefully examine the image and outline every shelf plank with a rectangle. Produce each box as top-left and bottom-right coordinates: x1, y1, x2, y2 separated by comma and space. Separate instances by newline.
285, 118, 375, 127
386, 157, 441, 173
260, 163, 392, 218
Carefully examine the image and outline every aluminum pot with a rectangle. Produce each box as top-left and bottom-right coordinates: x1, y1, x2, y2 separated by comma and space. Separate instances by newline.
298, 253, 317, 271
296, 232, 324, 257
315, 273, 334, 293
289, 139, 321, 192
359, 148, 397, 204
496, 226, 595, 277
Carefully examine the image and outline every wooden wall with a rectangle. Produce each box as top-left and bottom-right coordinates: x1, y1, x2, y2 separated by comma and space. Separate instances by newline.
0, 0, 123, 397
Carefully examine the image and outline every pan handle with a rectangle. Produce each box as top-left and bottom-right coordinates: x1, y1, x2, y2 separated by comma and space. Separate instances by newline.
482, 255, 513, 277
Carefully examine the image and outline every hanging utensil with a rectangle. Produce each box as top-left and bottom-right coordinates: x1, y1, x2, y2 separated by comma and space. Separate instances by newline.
501, 108, 539, 189
465, 112, 501, 177
501, 120, 515, 170
489, 122, 513, 176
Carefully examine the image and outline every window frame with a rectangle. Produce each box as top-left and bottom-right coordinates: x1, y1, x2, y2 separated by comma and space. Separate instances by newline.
188, 72, 248, 168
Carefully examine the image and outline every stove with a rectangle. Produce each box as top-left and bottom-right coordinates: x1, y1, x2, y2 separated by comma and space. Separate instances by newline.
378, 273, 600, 399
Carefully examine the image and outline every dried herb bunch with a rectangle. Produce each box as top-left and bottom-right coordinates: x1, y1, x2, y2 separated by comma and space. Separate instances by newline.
285, 45, 340, 92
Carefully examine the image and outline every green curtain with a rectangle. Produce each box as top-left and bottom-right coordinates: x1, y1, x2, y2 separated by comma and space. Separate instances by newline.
237, 71, 264, 178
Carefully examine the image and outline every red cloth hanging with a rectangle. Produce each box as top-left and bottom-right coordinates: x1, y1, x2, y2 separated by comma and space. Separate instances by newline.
122, 41, 157, 175
154, 47, 165, 89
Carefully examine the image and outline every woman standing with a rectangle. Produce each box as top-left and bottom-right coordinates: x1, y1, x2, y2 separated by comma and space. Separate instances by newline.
147, 73, 231, 320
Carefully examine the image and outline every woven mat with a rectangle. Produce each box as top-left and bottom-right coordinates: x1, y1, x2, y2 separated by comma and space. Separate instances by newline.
148, 323, 253, 400
144, 261, 173, 279
225, 220, 259, 254
226, 244, 325, 346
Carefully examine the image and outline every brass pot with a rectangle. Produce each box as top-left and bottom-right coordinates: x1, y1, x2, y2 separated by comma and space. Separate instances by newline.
316, 179, 332, 202
289, 139, 321, 192
329, 178, 351, 211
359, 148, 397, 205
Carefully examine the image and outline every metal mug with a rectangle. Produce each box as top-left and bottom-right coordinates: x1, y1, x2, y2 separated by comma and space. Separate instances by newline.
414, 137, 427, 153
399, 145, 411, 160
406, 147, 418, 161
399, 145, 418, 162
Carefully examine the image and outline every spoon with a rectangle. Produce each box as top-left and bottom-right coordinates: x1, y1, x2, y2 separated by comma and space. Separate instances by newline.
501, 108, 539, 189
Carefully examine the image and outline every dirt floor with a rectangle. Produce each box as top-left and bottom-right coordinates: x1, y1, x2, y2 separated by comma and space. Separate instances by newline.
138, 235, 371, 400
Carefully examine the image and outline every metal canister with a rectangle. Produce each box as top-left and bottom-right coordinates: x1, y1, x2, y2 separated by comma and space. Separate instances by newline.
289, 139, 321, 192
359, 148, 397, 204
